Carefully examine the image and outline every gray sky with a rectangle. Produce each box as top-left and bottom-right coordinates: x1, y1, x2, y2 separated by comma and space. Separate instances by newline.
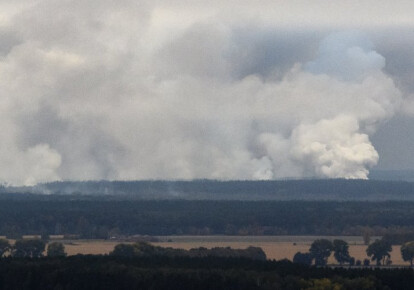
0, 0, 414, 185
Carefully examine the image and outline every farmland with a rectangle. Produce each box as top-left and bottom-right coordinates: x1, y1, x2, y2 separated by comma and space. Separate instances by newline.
57, 235, 409, 266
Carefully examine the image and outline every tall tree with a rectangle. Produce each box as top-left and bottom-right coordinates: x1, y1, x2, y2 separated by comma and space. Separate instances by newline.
309, 239, 333, 266
366, 239, 392, 266
333, 239, 351, 265
401, 241, 414, 266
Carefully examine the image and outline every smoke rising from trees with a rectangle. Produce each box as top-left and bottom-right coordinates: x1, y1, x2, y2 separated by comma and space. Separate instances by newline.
0, 1, 409, 185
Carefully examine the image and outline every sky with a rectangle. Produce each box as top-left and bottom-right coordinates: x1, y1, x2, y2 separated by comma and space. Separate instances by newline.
0, 0, 414, 185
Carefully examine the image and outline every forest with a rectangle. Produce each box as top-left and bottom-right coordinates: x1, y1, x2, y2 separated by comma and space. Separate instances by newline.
0, 254, 413, 289
1, 198, 414, 239
5, 179, 414, 200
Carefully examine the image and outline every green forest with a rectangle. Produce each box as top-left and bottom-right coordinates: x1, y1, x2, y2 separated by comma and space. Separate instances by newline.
5, 179, 414, 200
1, 198, 414, 239
0, 254, 413, 289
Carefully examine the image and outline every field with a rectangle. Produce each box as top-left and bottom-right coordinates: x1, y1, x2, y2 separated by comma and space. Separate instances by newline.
56, 236, 409, 266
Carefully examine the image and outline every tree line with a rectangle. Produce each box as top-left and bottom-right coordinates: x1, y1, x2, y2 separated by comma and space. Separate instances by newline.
1, 199, 414, 238
6, 179, 414, 201
294, 238, 414, 266
0, 254, 413, 289
0, 239, 414, 288
110, 241, 266, 260
0, 239, 66, 258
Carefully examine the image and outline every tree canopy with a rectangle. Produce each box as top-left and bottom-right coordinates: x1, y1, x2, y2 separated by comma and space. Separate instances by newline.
47, 242, 66, 257
110, 242, 267, 260
12, 239, 45, 258
1, 199, 414, 238
401, 241, 414, 266
366, 239, 392, 266
309, 239, 333, 266
293, 252, 313, 265
333, 239, 351, 265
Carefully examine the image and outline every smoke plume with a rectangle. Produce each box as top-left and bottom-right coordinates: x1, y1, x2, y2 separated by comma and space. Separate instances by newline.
0, 2, 404, 185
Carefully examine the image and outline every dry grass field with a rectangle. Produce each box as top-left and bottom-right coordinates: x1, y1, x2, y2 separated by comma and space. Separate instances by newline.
63, 241, 125, 256
51, 236, 409, 266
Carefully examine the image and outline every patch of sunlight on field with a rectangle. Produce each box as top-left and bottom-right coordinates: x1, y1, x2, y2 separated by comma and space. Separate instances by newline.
63, 241, 129, 256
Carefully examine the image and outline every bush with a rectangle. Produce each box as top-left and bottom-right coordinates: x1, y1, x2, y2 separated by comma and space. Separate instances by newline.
293, 252, 313, 265
47, 242, 66, 257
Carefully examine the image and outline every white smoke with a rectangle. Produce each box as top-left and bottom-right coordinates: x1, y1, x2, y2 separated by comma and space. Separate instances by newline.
0, 2, 404, 184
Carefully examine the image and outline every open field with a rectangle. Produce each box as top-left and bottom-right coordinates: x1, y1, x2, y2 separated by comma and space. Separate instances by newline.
50, 236, 409, 266
154, 236, 405, 265
63, 241, 122, 256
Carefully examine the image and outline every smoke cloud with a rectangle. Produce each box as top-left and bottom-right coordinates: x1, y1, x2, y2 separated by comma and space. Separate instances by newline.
0, 1, 406, 185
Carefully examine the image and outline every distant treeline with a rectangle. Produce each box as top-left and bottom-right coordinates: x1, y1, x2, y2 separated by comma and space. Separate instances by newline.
0, 255, 413, 289
4, 179, 414, 200
110, 241, 267, 261
1, 199, 414, 238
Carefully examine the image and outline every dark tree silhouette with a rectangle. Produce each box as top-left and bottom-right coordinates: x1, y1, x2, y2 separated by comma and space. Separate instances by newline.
366, 239, 392, 266
110, 244, 137, 256
309, 239, 333, 266
47, 242, 66, 257
293, 252, 313, 265
401, 241, 414, 266
12, 239, 46, 258
333, 239, 351, 265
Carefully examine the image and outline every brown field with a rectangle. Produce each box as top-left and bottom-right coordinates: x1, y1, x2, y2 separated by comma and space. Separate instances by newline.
2, 236, 408, 265
63, 241, 125, 256
49, 236, 409, 266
